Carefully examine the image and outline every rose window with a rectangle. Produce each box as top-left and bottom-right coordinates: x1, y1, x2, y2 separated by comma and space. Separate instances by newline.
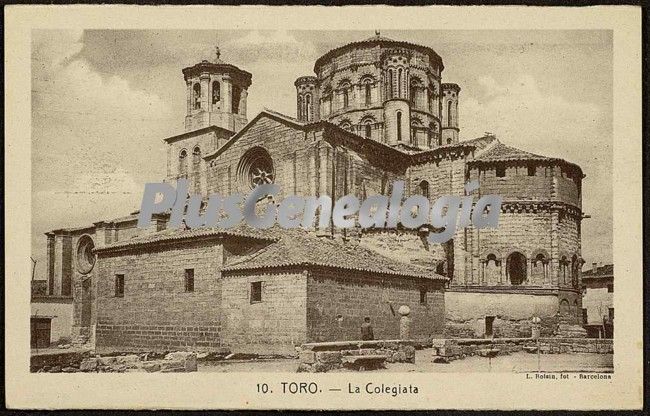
237, 147, 274, 189
76, 235, 96, 274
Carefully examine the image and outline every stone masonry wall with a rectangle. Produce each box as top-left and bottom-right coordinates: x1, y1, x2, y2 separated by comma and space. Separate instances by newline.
220, 270, 308, 354
206, 116, 318, 198
95, 239, 224, 351
306, 270, 445, 342
445, 290, 560, 338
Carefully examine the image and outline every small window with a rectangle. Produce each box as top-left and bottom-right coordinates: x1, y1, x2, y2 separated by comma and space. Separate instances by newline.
608, 307, 614, 320
193, 83, 201, 110
396, 111, 402, 141
607, 284, 613, 293
365, 123, 372, 139
212, 81, 220, 104
232, 86, 241, 114
419, 288, 427, 304
528, 166, 536, 176
582, 308, 588, 324
115, 274, 124, 298
365, 83, 372, 106
184, 269, 194, 293
250, 281, 262, 303
496, 167, 506, 178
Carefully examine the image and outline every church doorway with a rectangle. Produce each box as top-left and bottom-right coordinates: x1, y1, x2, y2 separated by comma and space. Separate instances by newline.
506, 252, 527, 285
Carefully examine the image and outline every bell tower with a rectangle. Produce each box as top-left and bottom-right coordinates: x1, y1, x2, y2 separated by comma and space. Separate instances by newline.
441, 83, 461, 144
182, 47, 252, 133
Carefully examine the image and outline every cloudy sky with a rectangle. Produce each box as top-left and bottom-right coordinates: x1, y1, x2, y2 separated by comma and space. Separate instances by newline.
31, 29, 612, 279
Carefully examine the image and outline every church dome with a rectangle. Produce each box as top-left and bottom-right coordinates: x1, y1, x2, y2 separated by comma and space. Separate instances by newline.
313, 32, 444, 73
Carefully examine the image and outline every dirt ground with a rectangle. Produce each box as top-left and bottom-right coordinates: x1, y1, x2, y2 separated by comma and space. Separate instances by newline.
198, 349, 614, 373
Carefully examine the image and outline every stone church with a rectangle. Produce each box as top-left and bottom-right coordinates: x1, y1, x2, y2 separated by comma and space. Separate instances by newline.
44, 33, 586, 353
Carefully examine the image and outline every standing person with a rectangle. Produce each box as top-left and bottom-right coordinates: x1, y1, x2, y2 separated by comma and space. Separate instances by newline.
361, 317, 374, 340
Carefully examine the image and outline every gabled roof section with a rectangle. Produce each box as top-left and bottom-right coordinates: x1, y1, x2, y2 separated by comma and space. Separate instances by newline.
223, 227, 446, 281
95, 223, 277, 254
582, 264, 614, 279
202, 109, 410, 170
461, 134, 499, 152
470, 140, 584, 175
474, 141, 550, 162
163, 125, 235, 144
202, 109, 307, 160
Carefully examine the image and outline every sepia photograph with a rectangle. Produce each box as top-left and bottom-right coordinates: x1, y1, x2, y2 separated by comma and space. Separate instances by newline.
5, 5, 643, 410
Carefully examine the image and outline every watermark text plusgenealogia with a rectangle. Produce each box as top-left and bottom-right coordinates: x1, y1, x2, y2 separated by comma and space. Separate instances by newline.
137, 179, 502, 244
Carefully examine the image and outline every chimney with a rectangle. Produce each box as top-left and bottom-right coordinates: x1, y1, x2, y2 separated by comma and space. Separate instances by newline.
592, 262, 597, 272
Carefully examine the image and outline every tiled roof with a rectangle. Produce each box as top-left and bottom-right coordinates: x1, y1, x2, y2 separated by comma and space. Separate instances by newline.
223, 227, 445, 280
261, 107, 304, 125
314, 34, 444, 72
95, 220, 444, 280
95, 223, 277, 253
471, 141, 584, 175
474, 141, 551, 162
460, 135, 499, 151
582, 264, 614, 279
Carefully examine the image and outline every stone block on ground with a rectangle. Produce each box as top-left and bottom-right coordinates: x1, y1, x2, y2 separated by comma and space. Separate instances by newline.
299, 350, 315, 364
315, 351, 342, 364
79, 358, 99, 372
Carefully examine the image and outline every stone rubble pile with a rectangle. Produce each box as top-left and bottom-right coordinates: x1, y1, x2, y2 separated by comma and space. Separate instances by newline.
298, 340, 417, 373
35, 351, 197, 373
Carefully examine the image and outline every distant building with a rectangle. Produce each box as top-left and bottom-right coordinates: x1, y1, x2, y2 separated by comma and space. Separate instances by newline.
31, 280, 74, 348
581, 263, 613, 338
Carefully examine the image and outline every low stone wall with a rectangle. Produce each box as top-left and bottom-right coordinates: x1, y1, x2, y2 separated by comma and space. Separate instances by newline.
431, 337, 613, 362
31, 350, 91, 372
536, 338, 613, 354
298, 340, 417, 373
31, 351, 198, 373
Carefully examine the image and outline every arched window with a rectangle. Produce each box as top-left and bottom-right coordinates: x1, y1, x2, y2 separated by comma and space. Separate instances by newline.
339, 120, 352, 132
388, 70, 394, 99
484, 253, 501, 284
193, 83, 201, 110
447, 100, 453, 126
396, 111, 402, 141
411, 119, 422, 146
212, 81, 220, 104
192, 147, 202, 194
397, 68, 402, 98
410, 85, 417, 107
532, 252, 548, 284
179, 149, 188, 178
365, 123, 372, 139
506, 252, 527, 285
560, 256, 569, 284
559, 299, 570, 316
232, 86, 241, 114
365, 83, 372, 106
342, 88, 349, 108
571, 254, 580, 288
305, 94, 312, 121
297, 95, 303, 120
418, 180, 430, 199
